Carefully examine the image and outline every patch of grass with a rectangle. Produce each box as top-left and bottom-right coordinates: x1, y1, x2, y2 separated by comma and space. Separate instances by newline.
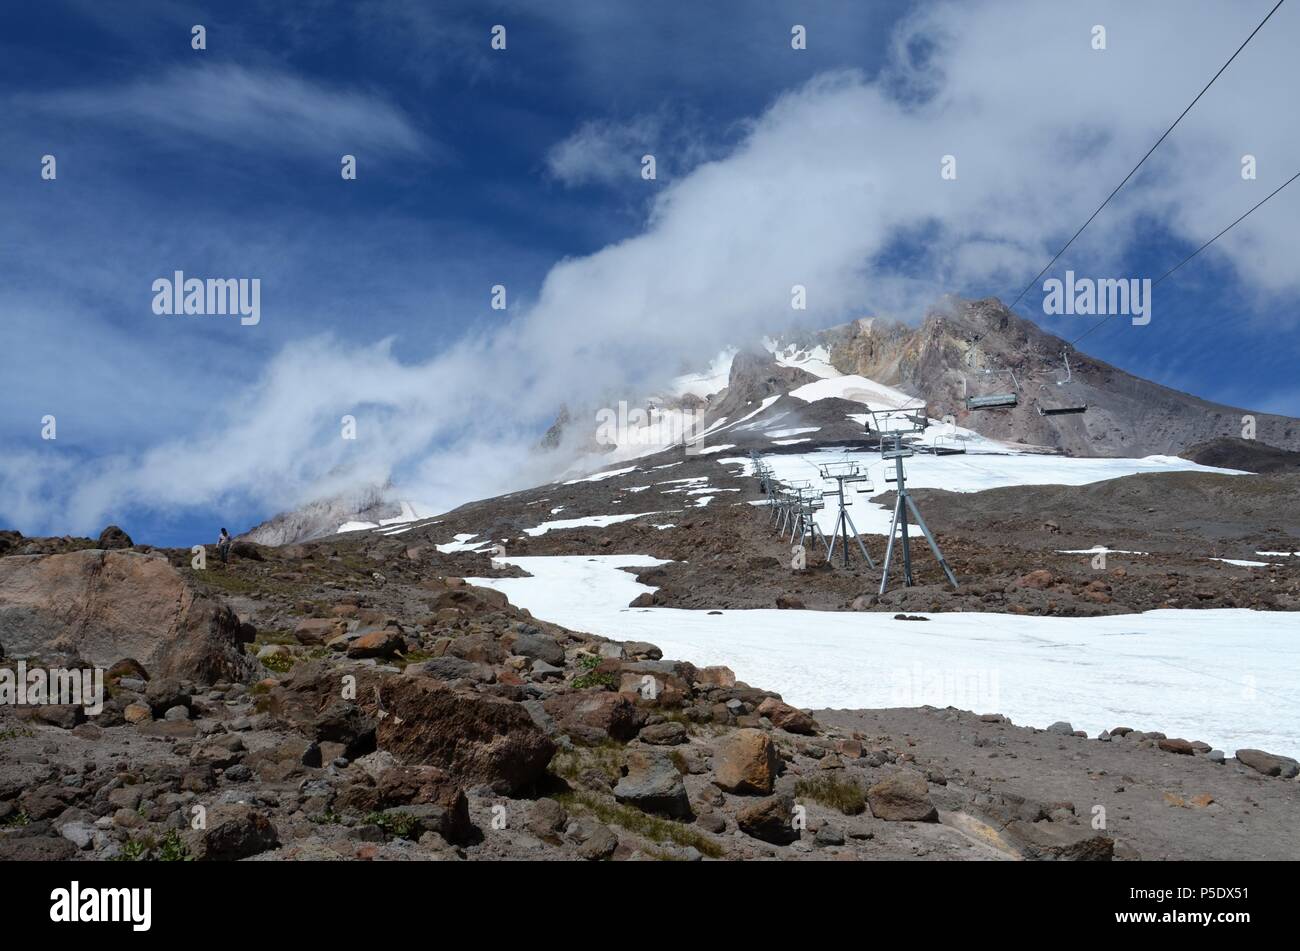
576, 653, 602, 670
549, 742, 625, 783
308, 809, 342, 826
794, 774, 867, 815
1, 811, 32, 828
0, 726, 35, 743
253, 629, 297, 646
557, 790, 724, 859
668, 750, 688, 775
395, 649, 435, 669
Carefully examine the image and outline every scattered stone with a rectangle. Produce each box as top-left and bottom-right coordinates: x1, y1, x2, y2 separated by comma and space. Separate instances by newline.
756, 697, 817, 735
736, 794, 799, 845
638, 721, 688, 745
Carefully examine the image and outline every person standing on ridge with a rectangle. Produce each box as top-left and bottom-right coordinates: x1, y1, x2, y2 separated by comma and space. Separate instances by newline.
217, 527, 232, 565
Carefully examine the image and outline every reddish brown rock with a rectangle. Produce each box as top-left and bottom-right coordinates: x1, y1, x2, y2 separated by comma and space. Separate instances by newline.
543, 690, 645, 742
713, 729, 780, 795
757, 697, 818, 735
377, 677, 555, 794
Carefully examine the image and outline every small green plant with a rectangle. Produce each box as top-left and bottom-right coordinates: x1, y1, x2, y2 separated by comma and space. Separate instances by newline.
571, 670, 618, 691
156, 829, 191, 861
258, 652, 295, 674
794, 774, 866, 815
0, 726, 35, 742
308, 809, 342, 826
365, 810, 420, 839
1, 811, 32, 828
576, 653, 601, 670
113, 835, 153, 862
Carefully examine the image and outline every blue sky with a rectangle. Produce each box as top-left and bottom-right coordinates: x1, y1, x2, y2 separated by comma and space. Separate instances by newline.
1, 0, 1296, 546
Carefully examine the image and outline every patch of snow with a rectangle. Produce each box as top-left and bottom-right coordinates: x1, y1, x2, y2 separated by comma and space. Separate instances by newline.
1057, 546, 1149, 556
1211, 558, 1273, 568
694, 444, 736, 455
524, 512, 664, 537
767, 427, 821, 438
764, 340, 842, 379
436, 533, 489, 553
563, 466, 638, 485
670, 348, 736, 399
337, 520, 378, 533
470, 555, 1300, 759
790, 374, 916, 409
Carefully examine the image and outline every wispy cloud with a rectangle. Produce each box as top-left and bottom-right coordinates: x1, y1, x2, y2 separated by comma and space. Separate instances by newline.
21, 62, 439, 160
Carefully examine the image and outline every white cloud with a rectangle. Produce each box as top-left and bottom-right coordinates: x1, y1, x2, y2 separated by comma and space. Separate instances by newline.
4, 0, 1298, 536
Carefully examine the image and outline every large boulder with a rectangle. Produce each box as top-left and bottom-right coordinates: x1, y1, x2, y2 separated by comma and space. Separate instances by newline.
0, 549, 253, 683
713, 729, 780, 795
867, 771, 938, 822
613, 750, 691, 818
376, 676, 555, 794
1236, 748, 1300, 779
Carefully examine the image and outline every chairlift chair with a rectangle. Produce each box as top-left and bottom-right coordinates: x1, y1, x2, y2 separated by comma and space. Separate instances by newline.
963, 348, 1020, 410
1035, 350, 1088, 416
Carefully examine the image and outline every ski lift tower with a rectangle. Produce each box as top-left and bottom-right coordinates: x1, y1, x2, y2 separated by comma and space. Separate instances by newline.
878, 433, 959, 594
817, 461, 876, 568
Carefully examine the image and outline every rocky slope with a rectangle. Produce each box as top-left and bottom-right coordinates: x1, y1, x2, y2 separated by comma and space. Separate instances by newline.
3, 527, 1297, 862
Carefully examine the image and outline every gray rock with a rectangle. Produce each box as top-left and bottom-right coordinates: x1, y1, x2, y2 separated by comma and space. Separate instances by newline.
60, 821, 97, 850
613, 750, 691, 818
530, 659, 564, 681
1208, 749, 1225, 764
512, 632, 565, 667
814, 824, 845, 847
567, 818, 618, 860
404, 656, 490, 682
1046, 721, 1075, 735
163, 704, 191, 721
